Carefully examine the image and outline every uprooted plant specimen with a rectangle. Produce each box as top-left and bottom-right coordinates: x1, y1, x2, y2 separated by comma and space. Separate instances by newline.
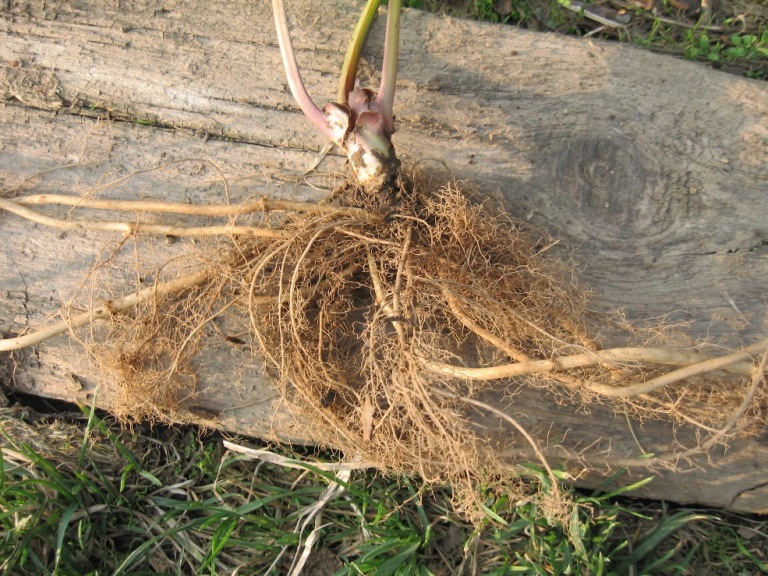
1, 0, 767, 519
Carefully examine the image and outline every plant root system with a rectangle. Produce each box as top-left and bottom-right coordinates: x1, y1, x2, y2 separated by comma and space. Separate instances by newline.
2, 171, 767, 519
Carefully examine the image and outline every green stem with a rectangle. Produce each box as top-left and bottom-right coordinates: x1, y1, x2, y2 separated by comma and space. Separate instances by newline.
338, 0, 381, 104
271, 0, 332, 139
375, 0, 401, 134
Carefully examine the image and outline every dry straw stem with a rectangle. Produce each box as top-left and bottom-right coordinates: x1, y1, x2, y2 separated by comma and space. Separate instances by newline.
222, 440, 370, 471
222, 440, 365, 576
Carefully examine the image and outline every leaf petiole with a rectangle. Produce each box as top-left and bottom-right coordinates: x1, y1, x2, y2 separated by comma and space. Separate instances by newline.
338, 0, 381, 105
271, 0, 334, 139
375, 0, 401, 134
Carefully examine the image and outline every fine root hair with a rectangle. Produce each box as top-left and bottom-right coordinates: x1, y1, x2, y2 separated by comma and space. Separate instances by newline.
3, 169, 766, 520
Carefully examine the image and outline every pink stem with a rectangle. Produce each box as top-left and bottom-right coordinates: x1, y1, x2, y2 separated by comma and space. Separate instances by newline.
271, 0, 333, 139
374, 0, 401, 135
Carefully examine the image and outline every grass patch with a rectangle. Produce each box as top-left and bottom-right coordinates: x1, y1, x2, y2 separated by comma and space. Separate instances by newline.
402, 0, 768, 78
1, 403, 765, 574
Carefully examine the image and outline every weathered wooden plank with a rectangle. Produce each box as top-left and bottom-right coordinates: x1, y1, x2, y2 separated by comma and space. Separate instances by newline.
1, 0, 766, 511
0, 102, 326, 443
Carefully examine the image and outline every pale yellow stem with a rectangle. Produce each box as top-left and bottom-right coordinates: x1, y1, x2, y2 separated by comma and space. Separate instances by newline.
0, 270, 211, 352
13, 194, 379, 220
0, 198, 290, 238
421, 339, 768, 397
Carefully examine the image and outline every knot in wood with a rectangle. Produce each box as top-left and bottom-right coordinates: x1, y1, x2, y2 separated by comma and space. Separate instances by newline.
550, 135, 671, 243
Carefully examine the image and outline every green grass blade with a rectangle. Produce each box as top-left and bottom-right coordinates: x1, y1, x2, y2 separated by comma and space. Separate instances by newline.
201, 515, 238, 572
735, 536, 768, 571
112, 514, 213, 576
54, 502, 79, 573
597, 475, 655, 500
374, 539, 420, 575
81, 404, 142, 472
615, 509, 712, 573
19, 450, 78, 504
338, 0, 381, 103
0, 444, 6, 492
138, 469, 163, 487
78, 395, 99, 471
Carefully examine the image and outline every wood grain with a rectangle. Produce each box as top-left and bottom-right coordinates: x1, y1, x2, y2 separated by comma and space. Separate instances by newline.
1, 0, 766, 512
